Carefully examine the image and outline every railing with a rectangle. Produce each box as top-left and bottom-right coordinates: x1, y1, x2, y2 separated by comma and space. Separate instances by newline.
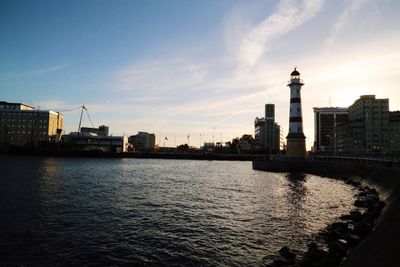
265, 154, 400, 165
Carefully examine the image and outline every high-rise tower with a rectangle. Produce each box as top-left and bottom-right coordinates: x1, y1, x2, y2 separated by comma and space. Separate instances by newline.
286, 68, 306, 156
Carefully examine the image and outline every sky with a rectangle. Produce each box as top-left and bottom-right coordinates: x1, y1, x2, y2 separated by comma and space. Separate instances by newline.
1, 0, 400, 149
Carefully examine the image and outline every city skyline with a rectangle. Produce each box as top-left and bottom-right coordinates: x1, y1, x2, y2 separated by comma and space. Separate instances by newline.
2, 0, 400, 149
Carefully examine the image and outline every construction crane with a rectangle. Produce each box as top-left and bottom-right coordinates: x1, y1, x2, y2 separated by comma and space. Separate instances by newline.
78, 105, 86, 133
53, 105, 96, 134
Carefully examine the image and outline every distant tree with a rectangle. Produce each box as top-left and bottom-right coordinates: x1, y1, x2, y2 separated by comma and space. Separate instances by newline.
177, 144, 189, 152
229, 137, 240, 153
239, 134, 255, 145
213, 142, 223, 152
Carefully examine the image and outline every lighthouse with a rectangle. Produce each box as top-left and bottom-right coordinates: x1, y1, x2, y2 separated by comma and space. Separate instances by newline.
286, 67, 306, 157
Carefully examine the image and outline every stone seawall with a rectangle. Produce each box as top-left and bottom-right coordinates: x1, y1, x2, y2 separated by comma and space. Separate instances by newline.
253, 159, 400, 267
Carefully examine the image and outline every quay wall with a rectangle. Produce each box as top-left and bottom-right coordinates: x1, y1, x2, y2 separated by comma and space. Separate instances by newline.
253, 159, 400, 267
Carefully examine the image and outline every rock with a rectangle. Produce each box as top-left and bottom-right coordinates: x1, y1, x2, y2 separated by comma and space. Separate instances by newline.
343, 233, 362, 247
349, 210, 364, 223
302, 242, 328, 264
353, 221, 374, 236
339, 213, 353, 221
328, 222, 349, 234
299, 256, 316, 267
279, 246, 296, 260
327, 240, 347, 256
354, 199, 370, 208
366, 206, 382, 219
344, 179, 361, 187
318, 252, 342, 267
320, 229, 342, 241
271, 259, 289, 266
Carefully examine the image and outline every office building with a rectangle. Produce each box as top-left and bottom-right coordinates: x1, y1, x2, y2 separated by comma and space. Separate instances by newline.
273, 123, 281, 152
63, 132, 128, 153
128, 131, 155, 151
389, 111, 400, 154
265, 104, 275, 151
336, 95, 389, 154
313, 107, 348, 154
349, 95, 389, 153
80, 125, 109, 136
254, 117, 265, 149
0, 101, 63, 147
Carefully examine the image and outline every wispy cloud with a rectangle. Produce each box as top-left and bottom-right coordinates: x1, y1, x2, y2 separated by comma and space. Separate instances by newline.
324, 0, 368, 50
0, 65, 66, 81
31, 65, 66, 75
34, 100, 69, 110
237, 0, 325, 71
111, 59, 208, 94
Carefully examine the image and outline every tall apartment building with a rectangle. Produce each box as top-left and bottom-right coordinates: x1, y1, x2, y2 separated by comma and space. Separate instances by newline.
254, 104, 280, 152
265, 104, 275, 151
336, 95, 389, 154
0, 101, 63, 147
313, 107, 348, 154
389, 111, 400, 154
273, 122, 281, 152
254, 117, 265, 149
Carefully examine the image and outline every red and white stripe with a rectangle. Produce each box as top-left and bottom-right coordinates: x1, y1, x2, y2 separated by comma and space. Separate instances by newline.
287, 71, 305, 138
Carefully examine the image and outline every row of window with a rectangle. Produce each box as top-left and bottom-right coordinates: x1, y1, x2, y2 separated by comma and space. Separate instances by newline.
0, 130, 47, 135
0, 124, 48, 129
7, 136, 47, 141
0, 111, 49, 118
0, 118, 49, 123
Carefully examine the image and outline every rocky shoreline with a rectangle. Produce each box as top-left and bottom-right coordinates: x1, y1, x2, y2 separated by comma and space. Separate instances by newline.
264, 178, 385, 267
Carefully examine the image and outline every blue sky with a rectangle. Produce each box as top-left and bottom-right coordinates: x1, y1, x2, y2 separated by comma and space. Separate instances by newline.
1, 0, 400, 148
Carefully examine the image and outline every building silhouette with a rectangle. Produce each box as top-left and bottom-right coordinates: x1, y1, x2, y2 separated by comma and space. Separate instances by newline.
335, 95, 390, 155
313, 107, 348, 154
254, 117, 265, 149
128, 131, 155, 151
254, 104, 280, 153
389, 111, 400, 154
80, 125, 109, 136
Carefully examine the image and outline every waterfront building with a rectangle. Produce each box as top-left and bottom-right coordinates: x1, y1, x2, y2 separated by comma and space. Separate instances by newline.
0, 101, 63, 147
265, 104, 275, 151
336, 95, 390, 155
254, 104, 280, 152
286, 68, 306, 157
203, 142, 215, 152
273, 122, 281, 153
389, 111, 400, 154
63, 132, 128, 153
254, 117, 265, 149
349, 95, 389, 154
80, 125, 109, 136
128, 131, 155, 151
313, 107, 348, 154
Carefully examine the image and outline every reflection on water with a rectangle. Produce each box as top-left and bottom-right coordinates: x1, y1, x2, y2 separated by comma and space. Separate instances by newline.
38, 158, 63, 205
286, 172, 307, 205
0, 156, 357, 266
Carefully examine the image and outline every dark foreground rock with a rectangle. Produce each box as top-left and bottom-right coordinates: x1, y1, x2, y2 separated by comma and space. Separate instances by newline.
264, 181, 385, 267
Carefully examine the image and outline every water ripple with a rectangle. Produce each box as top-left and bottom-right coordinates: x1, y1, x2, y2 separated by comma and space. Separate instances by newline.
0, 156, 357, 266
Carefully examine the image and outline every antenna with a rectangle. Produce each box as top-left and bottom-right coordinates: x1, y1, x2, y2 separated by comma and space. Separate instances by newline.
329, 96, 332, 106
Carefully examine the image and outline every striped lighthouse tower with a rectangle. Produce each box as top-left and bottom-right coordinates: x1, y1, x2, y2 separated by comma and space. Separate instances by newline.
286, 67, 306, 157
